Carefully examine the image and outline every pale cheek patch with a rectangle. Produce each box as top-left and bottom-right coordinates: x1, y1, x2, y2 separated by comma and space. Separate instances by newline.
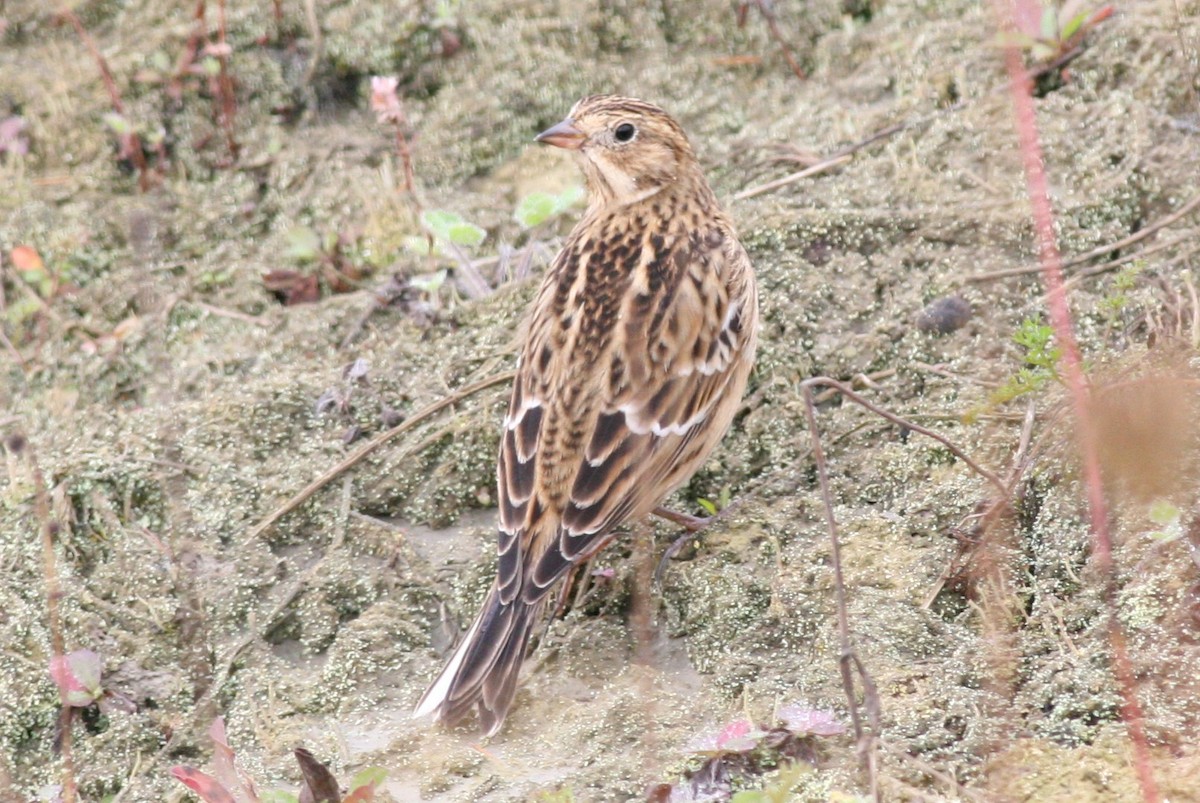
594, 155, 665, 206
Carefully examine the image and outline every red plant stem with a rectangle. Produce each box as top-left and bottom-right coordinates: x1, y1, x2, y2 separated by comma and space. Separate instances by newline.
59, 7, 151, 190
170, 0, 208, 102
753, 0, 806, 82
995, 5, 1160, 801
395, 127, 416, 196
215, 0, 239, 160
58, 9, 123, 115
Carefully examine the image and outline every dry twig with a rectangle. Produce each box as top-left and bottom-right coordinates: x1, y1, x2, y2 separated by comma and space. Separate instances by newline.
19, 437, 78, 802
245, 370, 515, 541
739, 0, 806, 82
800, 384, 881, 802
803, 376, 1009, 497
732, 155, 851, 201
967, 190, 1200, 283
213, 0, 239, 161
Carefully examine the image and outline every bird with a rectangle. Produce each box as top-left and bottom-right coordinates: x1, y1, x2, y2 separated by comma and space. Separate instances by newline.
413, 94, 758, 736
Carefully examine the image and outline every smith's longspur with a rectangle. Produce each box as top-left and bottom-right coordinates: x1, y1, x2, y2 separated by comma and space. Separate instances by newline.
414, 95, 759, 735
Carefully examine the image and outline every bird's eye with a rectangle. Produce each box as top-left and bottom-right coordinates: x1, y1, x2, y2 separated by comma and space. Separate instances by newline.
614, 123, 637, 142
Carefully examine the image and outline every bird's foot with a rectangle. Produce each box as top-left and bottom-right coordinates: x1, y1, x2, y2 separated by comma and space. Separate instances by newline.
652, 500, 742, 584
651, 506, 711, 532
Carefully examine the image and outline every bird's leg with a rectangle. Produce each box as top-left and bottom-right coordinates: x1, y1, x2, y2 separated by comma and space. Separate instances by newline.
652, 500, 744, 585
538, 564, 587, 648
551, 564, 583, 620
651, 505, 710, 532
571, 556, 599, 611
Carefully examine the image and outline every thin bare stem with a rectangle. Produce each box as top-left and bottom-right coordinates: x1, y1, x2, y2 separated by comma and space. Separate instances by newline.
214, 0, 238, 161
800, 376, 1009, 498
26, 439, 77, 802
169, 0, 207, 102
801, 385, 881, 801
966, 190, 1200, 283
58, 7, 150, 190
994, 2, 1160, 798
747, 0, 806, 82
734, 119, 914, 201
733, 155, 851, 201
0, 326, 25, 369
245, 370, 515, 541
301, 0, 323, 88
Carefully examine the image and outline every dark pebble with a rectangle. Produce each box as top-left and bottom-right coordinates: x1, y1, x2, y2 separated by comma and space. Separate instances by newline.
916, 295, 972, 334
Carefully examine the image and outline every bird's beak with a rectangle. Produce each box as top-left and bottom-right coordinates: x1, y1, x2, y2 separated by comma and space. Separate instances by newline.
535, 118, 586, 150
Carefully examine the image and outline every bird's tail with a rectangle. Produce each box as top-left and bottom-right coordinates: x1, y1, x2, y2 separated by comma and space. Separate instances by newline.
412, 584, 544, 736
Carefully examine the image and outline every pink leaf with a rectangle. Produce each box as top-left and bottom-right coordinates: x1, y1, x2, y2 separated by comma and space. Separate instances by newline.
777, 704, 845, 736
170, 767, 240, 803
369, 75, 404, 125
208, 718, 259, 803
686, 716, 761, 754
48, 650, 103, 707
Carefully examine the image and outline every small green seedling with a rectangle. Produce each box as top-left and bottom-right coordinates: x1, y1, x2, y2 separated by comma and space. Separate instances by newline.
1000, 1, 1115, 91
514, 185, 585, 229
404, 209, 487, 256
1146, 499, 1182, 543
969, 317, 1063, 419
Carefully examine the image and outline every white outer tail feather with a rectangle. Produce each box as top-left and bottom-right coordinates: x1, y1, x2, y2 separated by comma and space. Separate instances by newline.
411, 610, 484, 720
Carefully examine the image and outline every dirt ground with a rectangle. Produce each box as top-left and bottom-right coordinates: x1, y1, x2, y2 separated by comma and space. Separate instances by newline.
2, 0, 1200, 800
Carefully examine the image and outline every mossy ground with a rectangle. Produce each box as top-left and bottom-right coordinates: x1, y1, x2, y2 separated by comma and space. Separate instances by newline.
2, 0, 1199, 800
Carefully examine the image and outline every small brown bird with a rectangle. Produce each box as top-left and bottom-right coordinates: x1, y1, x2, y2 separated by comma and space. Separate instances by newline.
413, 95, 758, 735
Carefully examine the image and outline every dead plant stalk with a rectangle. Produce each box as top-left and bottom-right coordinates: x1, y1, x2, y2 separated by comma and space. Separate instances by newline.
28, 440, 78, 802
801, 383, 881, 802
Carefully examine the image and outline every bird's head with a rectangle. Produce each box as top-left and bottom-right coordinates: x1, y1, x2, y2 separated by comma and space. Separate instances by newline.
536, 95, 699, 209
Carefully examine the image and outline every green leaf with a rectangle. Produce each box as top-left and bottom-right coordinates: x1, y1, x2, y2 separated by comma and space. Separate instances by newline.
259, 792, 300, 803
421, 209, 485, 248
402, 235, 432, 256
285, 226, 322, 262
1061, 10, 1089, 40
409, 269, 447, 294
102, 112, 131, 136
514, 192, 558, 228
696, 497, 719, 516
348, 766, 388, 792
1148, 499, 1180, 526
421, 209, 463, 234
446, 221, 486, 247
994, 31, 1038, 49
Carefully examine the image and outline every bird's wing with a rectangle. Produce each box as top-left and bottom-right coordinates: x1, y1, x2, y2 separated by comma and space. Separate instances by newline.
498, 227, 754, 603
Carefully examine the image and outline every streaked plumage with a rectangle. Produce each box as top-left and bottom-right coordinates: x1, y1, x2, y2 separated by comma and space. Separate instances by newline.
414, 95, 758, 735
